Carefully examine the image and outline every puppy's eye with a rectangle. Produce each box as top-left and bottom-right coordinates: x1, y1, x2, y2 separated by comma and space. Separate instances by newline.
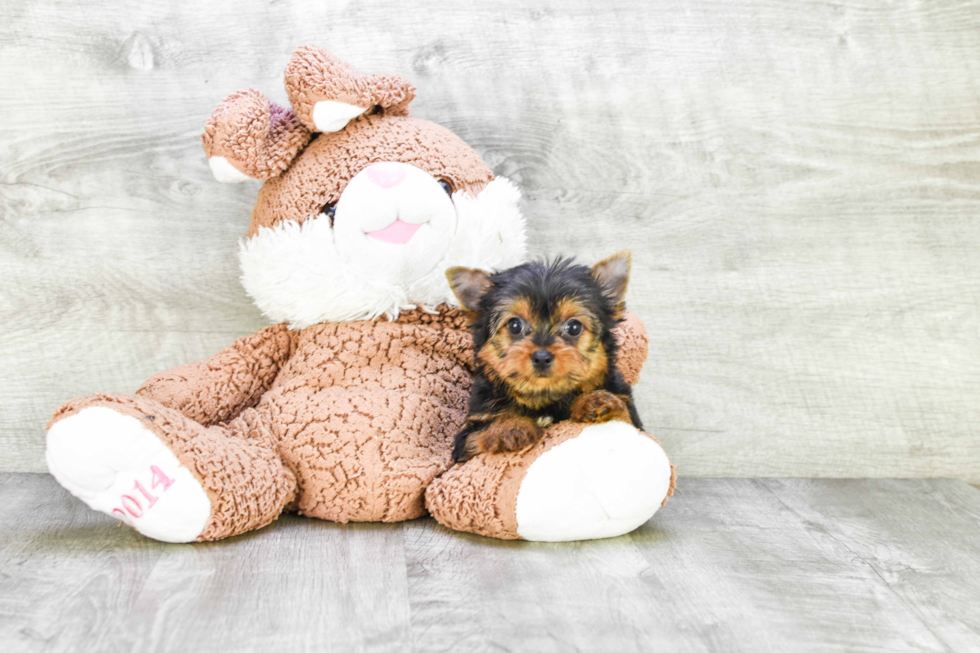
564, 319, 583, 337
437, 179, 453, 196
506, 317, 524, 336
321, 202, 337, 226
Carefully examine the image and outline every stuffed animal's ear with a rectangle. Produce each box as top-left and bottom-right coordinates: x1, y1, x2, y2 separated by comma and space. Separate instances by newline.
446, 267, 492, 312
590, 250, 632, 309
284, 45, 416, 134
201, 88, 312, 182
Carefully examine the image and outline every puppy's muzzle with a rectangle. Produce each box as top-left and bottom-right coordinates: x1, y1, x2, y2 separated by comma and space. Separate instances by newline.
531, 349, 554, 373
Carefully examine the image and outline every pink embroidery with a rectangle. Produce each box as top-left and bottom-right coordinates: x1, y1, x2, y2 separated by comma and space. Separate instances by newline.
121, 495, 143, 518
112, 466, 176, 520
134, 480, 158, 509
151, 465, 175, 491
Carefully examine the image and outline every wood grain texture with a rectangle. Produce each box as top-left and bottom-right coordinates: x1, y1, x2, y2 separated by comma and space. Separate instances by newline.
3, 474, 980, 652
1, 0, 979, 479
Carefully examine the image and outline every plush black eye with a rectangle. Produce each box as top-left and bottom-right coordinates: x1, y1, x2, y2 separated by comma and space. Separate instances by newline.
321, 202, 337, 226
506, 317, 524, 336
564, 319, 583, 337
438, 179, 453, 196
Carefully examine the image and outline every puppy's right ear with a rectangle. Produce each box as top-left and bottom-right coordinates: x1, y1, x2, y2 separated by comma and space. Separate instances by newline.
591, 250, 631, 306
446, 267, 492, 312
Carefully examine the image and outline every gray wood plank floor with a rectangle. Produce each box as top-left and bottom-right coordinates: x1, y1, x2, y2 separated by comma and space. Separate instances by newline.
2, 474, 978, 652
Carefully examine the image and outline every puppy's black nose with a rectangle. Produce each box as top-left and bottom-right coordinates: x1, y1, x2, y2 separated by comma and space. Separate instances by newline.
531, 349, 554, 369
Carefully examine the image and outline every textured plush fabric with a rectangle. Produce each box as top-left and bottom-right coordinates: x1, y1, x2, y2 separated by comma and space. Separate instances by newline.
425, 420, 675, 540
424, 421, 587, 539
612, 310, 649, 386
201, 89, 312, 180
49, 394, 297, 541
48, 309, 650, 540
247, 115, 494, 235
264, 308, 472, 523
47, 45, 671, 543
284, 45, 416, 128
136, 324, 296, 427
665, 464, 678, 506
201, 46, 493, 236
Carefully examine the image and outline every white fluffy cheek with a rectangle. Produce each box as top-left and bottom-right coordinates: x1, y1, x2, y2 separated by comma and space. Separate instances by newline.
238, 175, 527, 328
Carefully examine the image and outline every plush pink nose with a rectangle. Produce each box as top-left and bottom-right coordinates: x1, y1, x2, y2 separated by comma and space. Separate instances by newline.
365, 162, 406, 189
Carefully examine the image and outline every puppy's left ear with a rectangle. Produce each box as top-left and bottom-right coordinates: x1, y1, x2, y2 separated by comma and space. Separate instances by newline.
591, 250, 632, 311
446, 267, 492, 312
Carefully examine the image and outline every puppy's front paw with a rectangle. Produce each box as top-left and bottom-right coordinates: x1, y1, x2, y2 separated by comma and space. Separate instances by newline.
465, 415, 544, 459
570, 391, 631, 424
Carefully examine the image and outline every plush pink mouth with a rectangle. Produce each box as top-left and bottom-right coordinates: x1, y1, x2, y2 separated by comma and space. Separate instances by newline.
365, 219, 423, 244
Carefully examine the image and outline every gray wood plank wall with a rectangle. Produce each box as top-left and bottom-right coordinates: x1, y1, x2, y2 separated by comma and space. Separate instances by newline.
1, 0, 978, 480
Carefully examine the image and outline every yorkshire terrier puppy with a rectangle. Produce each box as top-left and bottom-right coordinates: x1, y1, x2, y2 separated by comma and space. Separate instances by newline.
446, 251, 641, 462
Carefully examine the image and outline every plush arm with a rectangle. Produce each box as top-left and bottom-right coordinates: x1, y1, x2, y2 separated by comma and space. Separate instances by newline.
136, 324, 296, 427
613, 311, 649, 386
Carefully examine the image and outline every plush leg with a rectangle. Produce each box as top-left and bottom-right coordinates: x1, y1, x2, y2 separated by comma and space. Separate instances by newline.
425, 420, 675, 542
46, 394, 296, 543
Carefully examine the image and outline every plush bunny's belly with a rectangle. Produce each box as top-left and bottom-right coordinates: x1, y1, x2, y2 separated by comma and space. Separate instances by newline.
260, 310, 474, 522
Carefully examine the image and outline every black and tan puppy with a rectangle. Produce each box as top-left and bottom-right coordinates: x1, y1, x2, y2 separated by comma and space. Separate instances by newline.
446, 251, 641, 462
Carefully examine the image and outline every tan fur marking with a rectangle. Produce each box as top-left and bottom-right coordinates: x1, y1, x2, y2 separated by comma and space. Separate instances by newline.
570, 390, 631, 424
246, 115, 494, 235
553, 298, 590, 328
463, 413, 544, 460
478, 296, 610, 409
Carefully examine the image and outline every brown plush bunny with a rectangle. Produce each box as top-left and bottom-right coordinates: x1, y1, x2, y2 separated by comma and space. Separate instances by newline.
45, 46, 674, 543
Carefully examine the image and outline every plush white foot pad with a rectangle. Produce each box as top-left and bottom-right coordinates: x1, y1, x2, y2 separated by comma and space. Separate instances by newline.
46, 407, 211, 543
515, 421, 672, 542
